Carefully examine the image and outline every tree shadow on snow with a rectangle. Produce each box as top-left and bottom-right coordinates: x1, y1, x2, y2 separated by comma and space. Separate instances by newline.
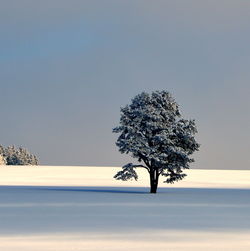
1, 185, 250, 195
0, 185, 148, 194
42, 186, 148, 194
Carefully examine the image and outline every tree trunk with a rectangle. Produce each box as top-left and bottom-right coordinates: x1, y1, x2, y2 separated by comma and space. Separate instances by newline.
150, 170, 159, 193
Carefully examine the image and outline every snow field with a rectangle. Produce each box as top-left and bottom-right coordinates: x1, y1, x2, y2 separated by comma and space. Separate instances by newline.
0, 166, 249, 250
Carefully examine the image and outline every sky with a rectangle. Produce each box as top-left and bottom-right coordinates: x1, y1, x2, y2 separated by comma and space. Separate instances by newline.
0, 0, 250, 169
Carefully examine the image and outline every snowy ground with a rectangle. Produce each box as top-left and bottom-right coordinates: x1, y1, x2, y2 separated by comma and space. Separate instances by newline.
0, 166, 249, 251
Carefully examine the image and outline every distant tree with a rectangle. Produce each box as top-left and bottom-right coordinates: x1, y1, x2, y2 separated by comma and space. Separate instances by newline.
0, 145, 6, 165
113, 91, 200, 193
0, 145, 4, 155
0, 145, 38, 165
0, 155, 6, 165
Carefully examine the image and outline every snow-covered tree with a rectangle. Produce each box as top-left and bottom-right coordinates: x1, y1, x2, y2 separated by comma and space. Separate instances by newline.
113, 91, 200, 193
0, 145, 38, 165
0, 155, 6, 165
0, 145, 6, 165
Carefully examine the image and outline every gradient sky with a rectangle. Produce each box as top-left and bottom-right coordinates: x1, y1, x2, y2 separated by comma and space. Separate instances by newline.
1, 0, 250, 169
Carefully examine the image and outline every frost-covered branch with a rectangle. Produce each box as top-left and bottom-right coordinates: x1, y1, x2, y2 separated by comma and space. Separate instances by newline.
114, 163, 138, 181
114, 163, 150, 181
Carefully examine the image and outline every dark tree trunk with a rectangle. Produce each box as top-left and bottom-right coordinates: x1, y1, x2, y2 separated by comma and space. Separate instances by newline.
150, 170, 159, 193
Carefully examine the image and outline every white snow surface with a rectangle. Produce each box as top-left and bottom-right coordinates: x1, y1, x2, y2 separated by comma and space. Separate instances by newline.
0, 165, 250, 251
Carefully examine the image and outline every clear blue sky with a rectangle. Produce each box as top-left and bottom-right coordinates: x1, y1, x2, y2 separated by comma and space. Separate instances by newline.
1, 0, 250, 169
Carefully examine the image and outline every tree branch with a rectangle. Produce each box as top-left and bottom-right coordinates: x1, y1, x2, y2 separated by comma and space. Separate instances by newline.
138, 153, 151, 169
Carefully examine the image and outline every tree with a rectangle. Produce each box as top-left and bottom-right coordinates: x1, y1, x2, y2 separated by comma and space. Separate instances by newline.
113, 91, 200, 193
0, 155, 6, 165
0, 145, 6, 165
0, 144, 38, 165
